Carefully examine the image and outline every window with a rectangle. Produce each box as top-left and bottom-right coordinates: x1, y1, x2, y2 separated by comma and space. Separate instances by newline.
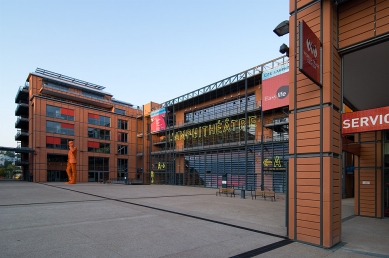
118, 132, 128, 142
46, 121, 74, 136
46, 105, 74, 121
117, 159, 128, 178
88, 157, 109, 172
115, 108, 126, 115
46, 136, 73, 149
88, 113, 110, 127
47, 154, 67, 163
88, 127, 110, 140
118, 145, 128, 155
88, 141, 110, 153
118, 119, 128, 130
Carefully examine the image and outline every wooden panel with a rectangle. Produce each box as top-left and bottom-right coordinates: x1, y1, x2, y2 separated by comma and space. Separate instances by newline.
297, 233, 320, 245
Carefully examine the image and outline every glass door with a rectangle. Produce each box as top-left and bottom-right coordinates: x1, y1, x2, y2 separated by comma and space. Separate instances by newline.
383, 131, 389, 218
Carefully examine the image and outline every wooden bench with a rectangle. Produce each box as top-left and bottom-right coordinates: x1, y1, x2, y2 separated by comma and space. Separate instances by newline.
251, 190, 264, 199
263, 190, 276, 201
216, 187, 235, 197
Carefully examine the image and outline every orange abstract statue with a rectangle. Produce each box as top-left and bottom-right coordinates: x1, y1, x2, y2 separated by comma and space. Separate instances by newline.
65, 141, 77, 184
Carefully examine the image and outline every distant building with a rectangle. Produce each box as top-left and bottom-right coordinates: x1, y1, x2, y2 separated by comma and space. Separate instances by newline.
0, 153, 16, 166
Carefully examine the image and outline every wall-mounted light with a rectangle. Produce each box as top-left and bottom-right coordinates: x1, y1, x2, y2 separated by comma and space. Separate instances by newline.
279, 43, 289, 57
273, 20, 289, 37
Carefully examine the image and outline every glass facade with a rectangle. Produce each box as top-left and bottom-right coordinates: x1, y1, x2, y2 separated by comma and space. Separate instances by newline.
46, 121, 74, 136
46, 105, 74, 121
88, 113, 110, 127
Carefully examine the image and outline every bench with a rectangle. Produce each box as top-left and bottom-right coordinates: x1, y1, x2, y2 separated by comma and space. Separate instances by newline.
216, 187, 235, 197
264, 190, 276, 201
251, 189, 276, 201
251, 190, 264, 199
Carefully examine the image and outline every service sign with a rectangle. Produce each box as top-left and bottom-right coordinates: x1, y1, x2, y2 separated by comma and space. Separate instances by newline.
262, 63, 289, 111
299, 20, 321, 86
342, 106, 389, 134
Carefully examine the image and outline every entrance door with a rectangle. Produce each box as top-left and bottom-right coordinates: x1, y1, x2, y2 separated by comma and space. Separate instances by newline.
384, 131, 389, 218
47, 170, 66, 182
88, 172, 109, 182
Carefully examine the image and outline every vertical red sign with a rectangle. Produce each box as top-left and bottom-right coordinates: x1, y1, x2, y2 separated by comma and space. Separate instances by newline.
299, 20, 321, 86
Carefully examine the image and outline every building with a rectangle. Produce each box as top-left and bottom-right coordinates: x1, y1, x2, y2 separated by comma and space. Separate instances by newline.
15, 68, 141, 183
285, 0, 389, 248
13, 0, 389, 250
137, 57, 290, 191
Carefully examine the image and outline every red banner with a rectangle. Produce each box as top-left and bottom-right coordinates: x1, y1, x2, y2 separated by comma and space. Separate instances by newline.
61, 123, 74, 129
46, 136, 60, 145
88, 141, 100, 148
342, 106, 389, 134
61, 108, 74, 116
262, 71, 289, 111
88, 113, 99, 119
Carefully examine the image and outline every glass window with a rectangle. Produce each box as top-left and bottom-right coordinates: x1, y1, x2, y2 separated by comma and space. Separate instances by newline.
46, 136, 73, 149
88, 127, 110, 140
88, 113, 110, 127
115, 108, 126, 115
46, 121, 74, 136
88, 141, 110, 153
118, 132, 128, 142
47, 154, 67, 163
88, 157, 109, 172
118, 145, 128, 155
118, 119, 128, 130
46, 105, 74, 121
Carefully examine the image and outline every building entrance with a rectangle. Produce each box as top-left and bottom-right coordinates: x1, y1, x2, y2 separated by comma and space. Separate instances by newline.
47, 170, 67, 182
88, 172, 109, 182
384, 131, 389, 218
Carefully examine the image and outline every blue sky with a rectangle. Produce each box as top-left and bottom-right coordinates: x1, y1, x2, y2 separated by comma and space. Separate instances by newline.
0, 0, 289, 147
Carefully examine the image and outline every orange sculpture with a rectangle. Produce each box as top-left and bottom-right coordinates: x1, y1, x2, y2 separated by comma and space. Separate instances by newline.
65, 141, 77, 184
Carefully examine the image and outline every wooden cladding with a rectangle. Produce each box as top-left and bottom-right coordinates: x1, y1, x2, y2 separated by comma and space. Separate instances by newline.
339, 0, 389, 49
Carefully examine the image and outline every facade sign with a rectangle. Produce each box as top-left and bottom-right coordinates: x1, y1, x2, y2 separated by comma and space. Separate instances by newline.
299, 20, 321, 86
262, 63, 289, 111
150, 108, 166, 133
167, 115, 257, 142
342, 106, 389, 134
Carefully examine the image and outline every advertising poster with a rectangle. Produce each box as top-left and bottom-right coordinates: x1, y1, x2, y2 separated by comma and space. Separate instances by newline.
150, 108, 166, 133
262, 63, 289, 111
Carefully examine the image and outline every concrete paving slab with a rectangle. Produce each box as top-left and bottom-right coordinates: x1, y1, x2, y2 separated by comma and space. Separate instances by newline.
0, 181, 388, 258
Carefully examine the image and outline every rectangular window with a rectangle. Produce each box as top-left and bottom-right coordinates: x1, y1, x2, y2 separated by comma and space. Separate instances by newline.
88, 127, 110, 140
88, 141, 110, 153
88, 113, 110, 127
118, 132, 128, 142
46, 121, 74, 136
88, 157, 109, 172
47, 154, 67, 163
117, 158, 128, 178
115, 108, 126, 115
118, 119, 128, 130
118, 145, 128, 155
46, 136, 73, 149
46, 105, 74, 121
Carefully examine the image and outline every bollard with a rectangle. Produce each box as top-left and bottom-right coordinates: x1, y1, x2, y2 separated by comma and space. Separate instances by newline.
241, 189, 245, 199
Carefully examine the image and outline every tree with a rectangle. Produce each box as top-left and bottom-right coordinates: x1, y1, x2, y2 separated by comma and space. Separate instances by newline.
0, 168, 6, 178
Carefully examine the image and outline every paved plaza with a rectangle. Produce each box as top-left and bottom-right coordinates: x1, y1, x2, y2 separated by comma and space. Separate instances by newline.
0, 180, 388, 258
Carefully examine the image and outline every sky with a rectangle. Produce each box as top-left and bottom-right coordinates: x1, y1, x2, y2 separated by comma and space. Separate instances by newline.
0, 0, 289, 148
